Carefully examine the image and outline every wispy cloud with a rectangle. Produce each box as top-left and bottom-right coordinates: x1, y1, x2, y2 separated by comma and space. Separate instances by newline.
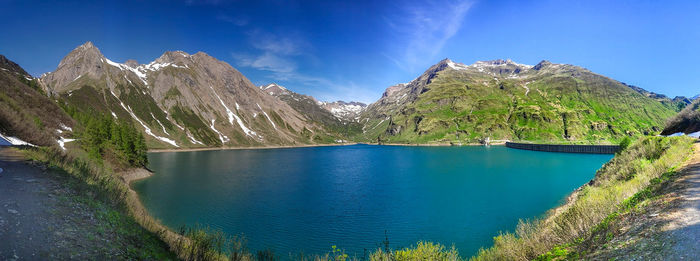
232, 52, 296, 73
385, 0, 473, 71
231, 30, 307, 74
216, 14, 249, 26
231, 29, 376, 103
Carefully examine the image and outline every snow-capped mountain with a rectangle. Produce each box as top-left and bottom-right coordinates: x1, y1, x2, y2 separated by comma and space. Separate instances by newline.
260, 83, 367, 122
318, 101, 367, 122
40, 42, 345, 148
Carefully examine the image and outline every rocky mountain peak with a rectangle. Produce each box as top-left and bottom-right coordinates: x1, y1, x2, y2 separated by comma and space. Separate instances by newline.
124, 59, 139, 68
80, 41, 96, 49
260, 83, 289, 96
434, 58, 466, 71
57, 41, 106, 69
533, 60, 552, 70
154, 51, 191, 65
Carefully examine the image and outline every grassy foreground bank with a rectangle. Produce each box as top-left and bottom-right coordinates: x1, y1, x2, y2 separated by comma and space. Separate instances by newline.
473, 136, 695, 260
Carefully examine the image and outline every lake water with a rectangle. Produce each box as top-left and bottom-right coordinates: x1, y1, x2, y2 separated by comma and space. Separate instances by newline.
134, 144, 612, 258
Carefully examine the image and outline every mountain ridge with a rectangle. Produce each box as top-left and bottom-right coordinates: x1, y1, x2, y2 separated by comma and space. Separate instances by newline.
356, 58, 685, 144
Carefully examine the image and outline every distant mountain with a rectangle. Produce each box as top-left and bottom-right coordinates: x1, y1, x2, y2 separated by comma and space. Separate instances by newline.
260, 83, 362, 137
319, 101, 367, 122
622, 82, 691, 111
40, 42, 344, 148
357, 58, 680, 144
0, 55, 75, 147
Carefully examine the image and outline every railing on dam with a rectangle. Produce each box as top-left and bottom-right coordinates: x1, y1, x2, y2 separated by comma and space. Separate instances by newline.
505, 142, 620, 154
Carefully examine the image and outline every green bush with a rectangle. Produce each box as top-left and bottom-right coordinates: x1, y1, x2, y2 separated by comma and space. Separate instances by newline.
618, 136, 631, 152
370, 242, 461, 261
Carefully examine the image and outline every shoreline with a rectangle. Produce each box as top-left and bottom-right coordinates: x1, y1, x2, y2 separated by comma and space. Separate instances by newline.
121, 168, 154, 184
149, 140, 621, 153
119, 168, 188, 257
148, 142, 358, 153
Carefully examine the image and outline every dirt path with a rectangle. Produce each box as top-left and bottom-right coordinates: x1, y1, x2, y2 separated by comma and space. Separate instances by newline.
0, 147, 174, 260
664, 142, 700, 259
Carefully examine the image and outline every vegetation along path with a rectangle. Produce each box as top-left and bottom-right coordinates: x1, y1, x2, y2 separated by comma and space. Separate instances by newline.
0, 147, 174, 260
582, 141, 700, 260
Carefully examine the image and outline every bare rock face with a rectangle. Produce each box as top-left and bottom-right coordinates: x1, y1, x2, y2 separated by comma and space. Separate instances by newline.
40, 42, 342, 148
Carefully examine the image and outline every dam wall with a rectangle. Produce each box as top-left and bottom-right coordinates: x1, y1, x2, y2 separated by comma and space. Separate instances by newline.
506, 142, 619, 154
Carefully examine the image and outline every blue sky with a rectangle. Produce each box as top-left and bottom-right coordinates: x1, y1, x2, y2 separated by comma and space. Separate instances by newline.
1, 0, 698, 103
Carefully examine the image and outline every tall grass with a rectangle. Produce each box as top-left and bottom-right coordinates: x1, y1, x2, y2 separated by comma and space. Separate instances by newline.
471, 136, 695, 260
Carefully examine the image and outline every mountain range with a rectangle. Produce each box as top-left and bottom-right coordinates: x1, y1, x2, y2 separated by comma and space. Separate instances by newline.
39, 42, 365, 148
0, 42, 694, 150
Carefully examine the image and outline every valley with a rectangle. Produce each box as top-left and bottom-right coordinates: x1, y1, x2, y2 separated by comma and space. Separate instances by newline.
1, 42, 698, 260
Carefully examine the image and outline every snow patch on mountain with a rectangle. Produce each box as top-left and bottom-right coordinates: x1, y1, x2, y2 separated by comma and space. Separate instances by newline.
104, 58, 149, 86
111, 89, 179, 147
0, 132, 35, 147
257, 103, 277, 130
209, 86, 260, 139
57, 137, 76, 151
446, 60, 469, 70
187, 131, 205, 145
209, 119, 229, 144
320, 101, 367, 121
151, 112, 170, 136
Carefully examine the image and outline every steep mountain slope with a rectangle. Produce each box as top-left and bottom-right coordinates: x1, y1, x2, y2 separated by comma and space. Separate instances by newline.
41, 42, 342, 149
0, 54, 75, 147
662, 98, 700, 136
260, 83, 362, 138
358, 59, 680, 144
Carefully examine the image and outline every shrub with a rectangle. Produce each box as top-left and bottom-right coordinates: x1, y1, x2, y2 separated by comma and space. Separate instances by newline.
370, 242, 461, 261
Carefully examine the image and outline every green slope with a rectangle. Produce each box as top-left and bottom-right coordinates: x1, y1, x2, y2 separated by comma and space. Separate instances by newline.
357, 59, 682, 144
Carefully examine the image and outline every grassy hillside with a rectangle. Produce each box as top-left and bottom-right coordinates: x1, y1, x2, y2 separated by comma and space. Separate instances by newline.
358, 60, 681, 145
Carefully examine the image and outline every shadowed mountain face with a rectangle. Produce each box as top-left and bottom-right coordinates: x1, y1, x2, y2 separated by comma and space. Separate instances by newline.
357, 59, 683, 144
0, 55, 75, 147
40, 42, 345, 149
662, 98, 700, 136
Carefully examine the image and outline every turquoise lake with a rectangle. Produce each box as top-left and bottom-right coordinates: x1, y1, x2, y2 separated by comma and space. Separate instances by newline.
133, 144, 613, 258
